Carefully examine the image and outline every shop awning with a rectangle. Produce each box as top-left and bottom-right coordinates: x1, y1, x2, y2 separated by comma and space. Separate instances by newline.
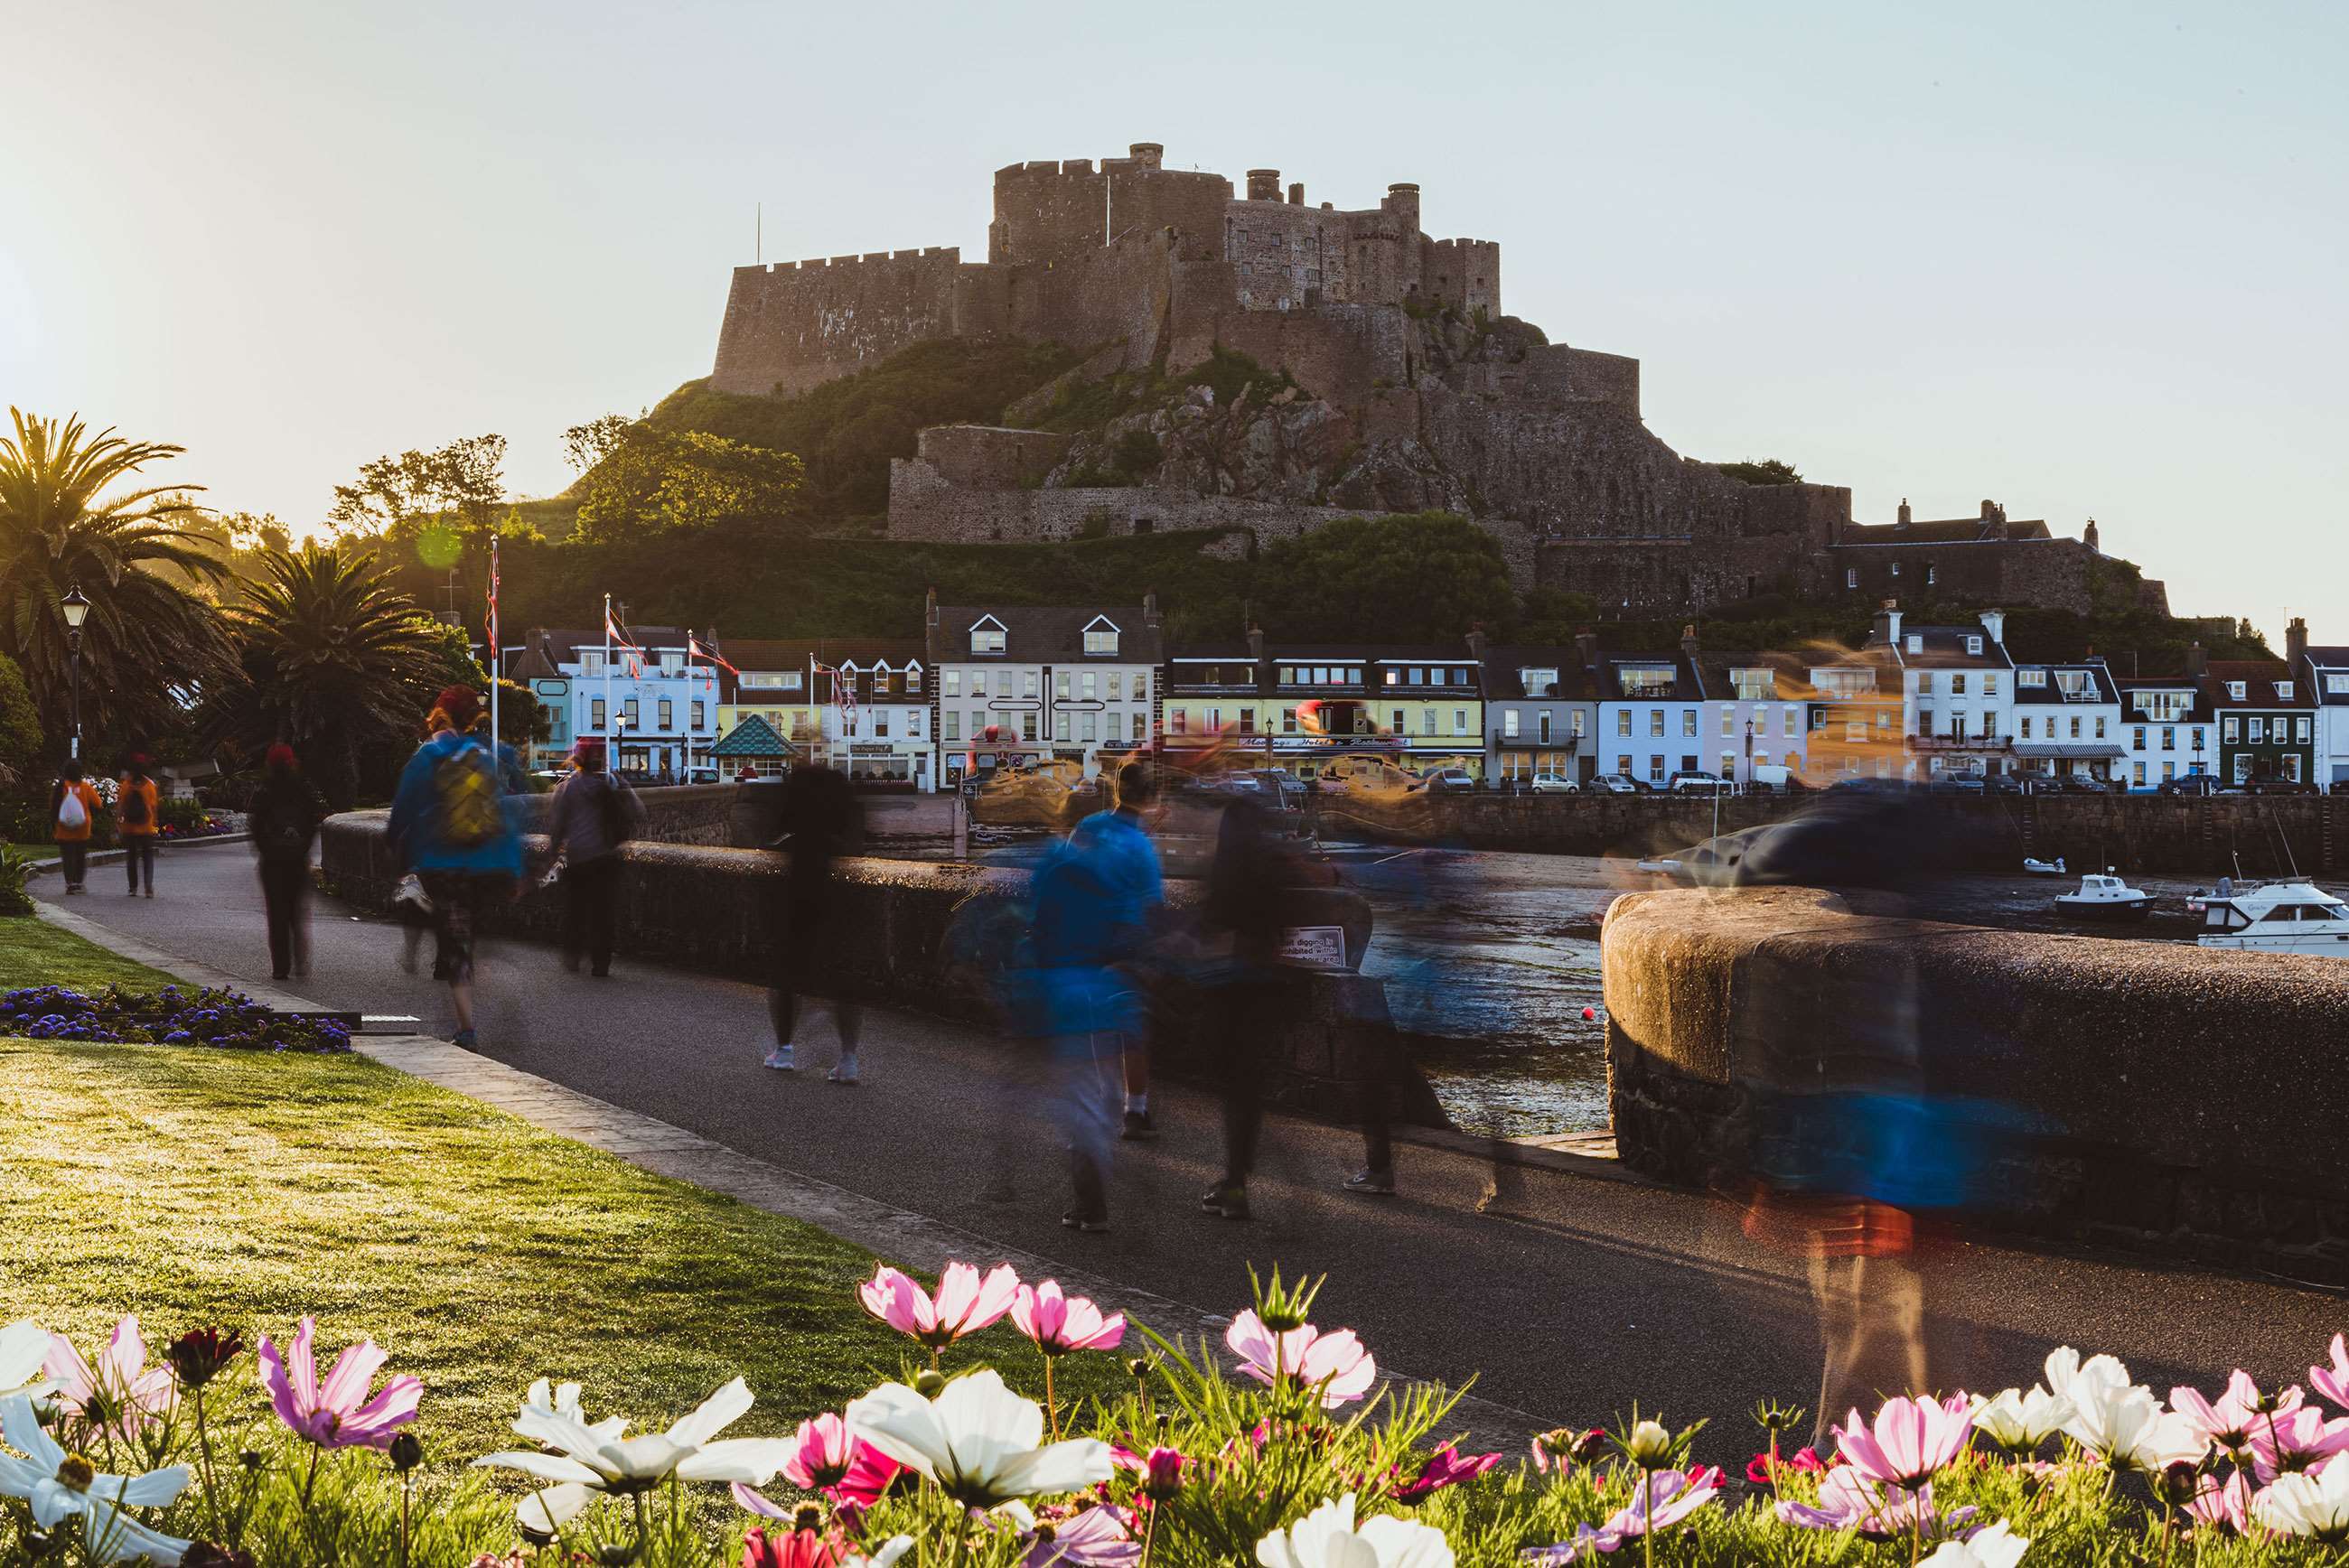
2012, 742, 2126, 760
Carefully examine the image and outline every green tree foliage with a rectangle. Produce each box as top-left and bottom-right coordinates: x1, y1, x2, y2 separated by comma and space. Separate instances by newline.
327, 434, 509, 537
0, 409, 233, 749
491, 677, 549, 751
1716, 458, 1803, 485
1253, 514, 1516, 644
0, 654, 45, 789
641, 339, 1080, 518
569, 425, 805, 544
200, 541, 443, 809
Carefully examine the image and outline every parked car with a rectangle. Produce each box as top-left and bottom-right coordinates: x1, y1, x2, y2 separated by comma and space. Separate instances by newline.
1927, 773, 1986, 794
1666, 771, 1730, 795
2055, 775, 2112, 794
1530, 772, 1580, 794
2331, 779, 2349, 797
1414, 768, 1477, 795
2244, 776, 2318, 796
1589, 773, 1646, 795
2159, 774, 2227, 797
1248, 770, 1308, 803
1745, 763, 1802, 794
1982, 773, 2025, 796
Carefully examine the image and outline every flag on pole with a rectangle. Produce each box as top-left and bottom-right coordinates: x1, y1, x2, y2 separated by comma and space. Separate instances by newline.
604, 604, 644, 678
485, 537, 501, 663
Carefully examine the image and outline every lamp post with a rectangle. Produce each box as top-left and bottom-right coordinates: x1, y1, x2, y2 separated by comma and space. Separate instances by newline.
60, 584, 89, 761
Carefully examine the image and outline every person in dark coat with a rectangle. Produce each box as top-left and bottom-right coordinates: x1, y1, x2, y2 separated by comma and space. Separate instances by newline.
247, 743, 326, 979
762, 764, 865, 1080
1194, 793, 1311, 1219
546, 739, 641, 976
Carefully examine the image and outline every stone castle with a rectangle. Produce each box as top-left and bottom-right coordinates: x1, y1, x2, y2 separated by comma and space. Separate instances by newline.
711, 143, 2165, 619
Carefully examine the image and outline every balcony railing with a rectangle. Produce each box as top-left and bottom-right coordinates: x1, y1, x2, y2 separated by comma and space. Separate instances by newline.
1910, 734, 2009, 751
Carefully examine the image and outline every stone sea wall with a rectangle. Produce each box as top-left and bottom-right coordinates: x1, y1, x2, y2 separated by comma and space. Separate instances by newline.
1601, 884, 2349, 1281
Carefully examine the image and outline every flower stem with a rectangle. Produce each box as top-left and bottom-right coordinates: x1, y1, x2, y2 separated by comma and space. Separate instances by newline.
1044, 1358, 1060, 1442
1642, 1470, 1654, 1568
191, 1387, 226, 1545
399, 1469, 412, 1568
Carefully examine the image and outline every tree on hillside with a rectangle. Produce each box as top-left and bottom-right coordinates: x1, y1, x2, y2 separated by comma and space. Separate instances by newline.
200, 541, 443, 808
562, 415, 634, 477
1717, 459, 1803, 486
1253, 514, 1515, 644
0, 409, 234, 748
328, 434, 509, 537
570, 425, 804, 544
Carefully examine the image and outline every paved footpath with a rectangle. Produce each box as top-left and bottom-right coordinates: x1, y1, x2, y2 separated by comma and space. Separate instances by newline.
33, 841, 2344, 1450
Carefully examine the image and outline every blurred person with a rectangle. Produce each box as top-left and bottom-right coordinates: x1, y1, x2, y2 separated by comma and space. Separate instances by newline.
546, 739, 641, 977
247, 743, 326, 979
49, 761, 99, 893
1064, 761, 1165, 1138
116, 753, 160, 896
763, 763, 864, 1080
387, 686, 521, 1049
1026, 761, 1165, 1231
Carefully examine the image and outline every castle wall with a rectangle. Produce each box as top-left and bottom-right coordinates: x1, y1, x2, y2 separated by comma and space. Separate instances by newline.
913, 425, 1074, 488
1451, 344, 1641, 417
1420, 238, 1501, 316
1828, 537, 2118, 615
711, 248, 962, 395
1165, 298, 1413, 402
989, 154, 1231, 267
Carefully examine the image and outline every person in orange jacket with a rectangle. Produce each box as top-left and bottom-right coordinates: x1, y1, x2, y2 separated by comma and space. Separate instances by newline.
50, 762, 101, 893
117, 753, 161, 897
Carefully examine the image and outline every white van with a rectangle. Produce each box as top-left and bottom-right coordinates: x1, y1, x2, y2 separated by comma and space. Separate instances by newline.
1746, 763, 1802, 794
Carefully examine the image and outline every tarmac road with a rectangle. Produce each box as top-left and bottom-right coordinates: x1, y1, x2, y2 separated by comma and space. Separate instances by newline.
36, 839, 2345, 1454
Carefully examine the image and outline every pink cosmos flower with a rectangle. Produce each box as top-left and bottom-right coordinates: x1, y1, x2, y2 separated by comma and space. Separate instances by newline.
2246, 1405, 2349, 1483
1141, 1446, 1184, 1498
1533, 1429, 1609, 1475
1523, 1467, 1723, 1562
1395, 1442, 1502, 1500
1020, 1504, 1138, 1568
1745, 1446, 1825, 1488
755, 1411, 906, 1506
2185, 1470, 2252, 1536
1010, 1282, 1125, 1358
742, 1524, 839, 1568
1836, 1395, 1974, 1489
44, 1315, 178, 1442
257, 1317, 421, 1450
1224, 1311, 1377, 1409
2171, 1370, 2302, 1454
1776, 1468, 1975, 1541
2312, 1335, 2349, 1414
858, 1263, 1020, 1350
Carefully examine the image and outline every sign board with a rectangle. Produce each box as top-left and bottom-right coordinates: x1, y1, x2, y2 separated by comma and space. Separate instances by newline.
1277, 926, 1348, 972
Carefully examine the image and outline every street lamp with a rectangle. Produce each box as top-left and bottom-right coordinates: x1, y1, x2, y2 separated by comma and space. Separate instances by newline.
60, 584, 89, 761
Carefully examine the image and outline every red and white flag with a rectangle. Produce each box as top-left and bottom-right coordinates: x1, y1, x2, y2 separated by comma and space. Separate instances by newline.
485, 537, 501, 664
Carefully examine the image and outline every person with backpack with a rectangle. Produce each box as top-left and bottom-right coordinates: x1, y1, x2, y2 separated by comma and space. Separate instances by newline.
247, 743, 326, 979
547, 739, 641, 977
117, 753, 161, 897
50, 763, 100, 893
387, 686, 522, 1048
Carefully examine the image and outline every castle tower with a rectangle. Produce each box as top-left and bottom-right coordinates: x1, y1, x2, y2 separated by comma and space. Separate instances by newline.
1384, 182, 1421, 231
2083, 518, 2101, 552
1246, 169, 1281, 202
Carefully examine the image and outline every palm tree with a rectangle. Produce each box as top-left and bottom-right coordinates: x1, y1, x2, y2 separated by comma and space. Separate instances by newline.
204, 541, 443, 808
0, 409, 232, 748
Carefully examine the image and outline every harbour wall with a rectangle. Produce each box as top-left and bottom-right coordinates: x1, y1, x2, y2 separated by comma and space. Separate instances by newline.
1601, 884, 2349, 1282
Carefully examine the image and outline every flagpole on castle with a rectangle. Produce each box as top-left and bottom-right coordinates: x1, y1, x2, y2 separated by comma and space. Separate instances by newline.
684, 628, 696, 780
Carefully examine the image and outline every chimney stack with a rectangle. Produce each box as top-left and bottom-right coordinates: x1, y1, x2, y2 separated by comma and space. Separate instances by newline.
1680, 623, 1700, 659
1143, 590, 1160, 625
1247, 623, 1266, 666
1465, 622, 1490, 663
2186, 640, 2209, 677
2288, 615, 2309, 670
1896, 499, 1912, 527
1979, 608, 2007, 648
1875, 601, 1904, 648
2083, 518, 2101, 553
925, 586, 939, 629
1287, 181, 1305, 206
1575, 629, 1598, 670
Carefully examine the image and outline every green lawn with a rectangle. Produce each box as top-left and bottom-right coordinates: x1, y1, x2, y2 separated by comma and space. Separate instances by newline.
0, 912, 176, 990
0, 1037, 1126, 1466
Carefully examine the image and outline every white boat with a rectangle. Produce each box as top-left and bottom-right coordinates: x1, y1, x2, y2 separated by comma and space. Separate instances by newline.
2054, 871, 2151, 924
2023, 856, 2068, 877
2195, 879, 2349, 957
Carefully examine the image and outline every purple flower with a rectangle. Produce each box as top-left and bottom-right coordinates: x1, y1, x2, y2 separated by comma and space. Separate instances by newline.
258, 1317, 421, 1450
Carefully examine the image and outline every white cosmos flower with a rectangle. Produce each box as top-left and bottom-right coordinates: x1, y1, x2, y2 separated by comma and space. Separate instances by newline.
1256, 1493, 1454, 1568
0, 1321, 55, 1403
0, 1395, 192, 1565
1969, 1386, 2073, 1451
1920, 1520, 2030, 1568
2041, 1348, 2130, 1405
2057, 1374, 2206, 1473
2252, 1458, 2349, 1544
474, 1376, 791, 1532
846, 1368, 1113, 1508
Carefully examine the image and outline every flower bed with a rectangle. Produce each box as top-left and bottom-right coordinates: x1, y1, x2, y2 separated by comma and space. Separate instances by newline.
0, 1264, 2344, 1567
0, 984, 350, 1051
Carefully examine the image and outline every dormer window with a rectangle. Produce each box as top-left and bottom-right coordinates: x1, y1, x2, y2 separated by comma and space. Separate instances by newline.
1905, 635, 1923, 655
1521, 667, 1559, 698
1965, 636, 1982, 655
2329, 674, 2349, 695
2226, 681, 2247, 700
1081, 615, 1120, 656
969, 615, 1007, 656
2276, 682, 2295, 701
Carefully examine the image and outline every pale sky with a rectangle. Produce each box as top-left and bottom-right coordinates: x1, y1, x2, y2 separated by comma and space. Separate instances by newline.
4, 0, 2342, 645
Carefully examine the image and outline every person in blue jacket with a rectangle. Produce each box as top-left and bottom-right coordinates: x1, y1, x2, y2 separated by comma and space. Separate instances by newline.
387, 686, 522, 1048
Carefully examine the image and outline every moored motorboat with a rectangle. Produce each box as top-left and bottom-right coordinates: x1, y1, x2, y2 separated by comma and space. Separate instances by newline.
2195, 878, 2349, 956
2054, 870, 2151, 923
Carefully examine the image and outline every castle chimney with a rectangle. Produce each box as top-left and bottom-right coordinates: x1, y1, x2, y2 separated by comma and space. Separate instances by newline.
1875, 601, 1903, 649
2186, 640, 2209, 677
1575, 629, 1598, 670
1287, 181, 1305, 206
1979, 608, 2007, 648
1386, 182, 1421, 230
1246, 169, 1280, 202
2288, 615, 2309, 671
1979, 499, 1998, 521
1680, 624, 1700, 659
2083, 518, 2101, 552
1128, 142, 1164, 168
1896, 499, 1912, 527
1465, 622, 1489, 663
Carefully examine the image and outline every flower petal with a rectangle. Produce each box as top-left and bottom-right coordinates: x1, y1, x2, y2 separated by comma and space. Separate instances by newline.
669, 1376, 754, 1448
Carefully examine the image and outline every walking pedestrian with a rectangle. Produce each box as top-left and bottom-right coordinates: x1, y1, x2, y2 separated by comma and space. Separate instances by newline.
1063, 762, 1165, 1139
49, 763, 99, 893
547, 739, 641, 977
1025, 761, 1165, 1233
387, 686, 521, 1049
117, 753, 160, 897
1196, 792, 1314, 1219
247, 743, 325, 979
762, 763, 865, 1080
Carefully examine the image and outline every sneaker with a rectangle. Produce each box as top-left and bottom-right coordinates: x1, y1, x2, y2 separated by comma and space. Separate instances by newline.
1121, 1108, 1156, 1140
1061, 1210, 1110, 1233
143, 888, 154, 899
1199, 1182, 1250, 1219
827, 1059, 860, 1086
762, 1045, 797, 1071
452, 1029, 478, 1050
1343, 1168, 1396, 1196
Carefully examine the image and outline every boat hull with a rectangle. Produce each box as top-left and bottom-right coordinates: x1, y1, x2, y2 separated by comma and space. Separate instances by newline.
2055, 897, 2151, 923
2200, 934, 2349, 956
